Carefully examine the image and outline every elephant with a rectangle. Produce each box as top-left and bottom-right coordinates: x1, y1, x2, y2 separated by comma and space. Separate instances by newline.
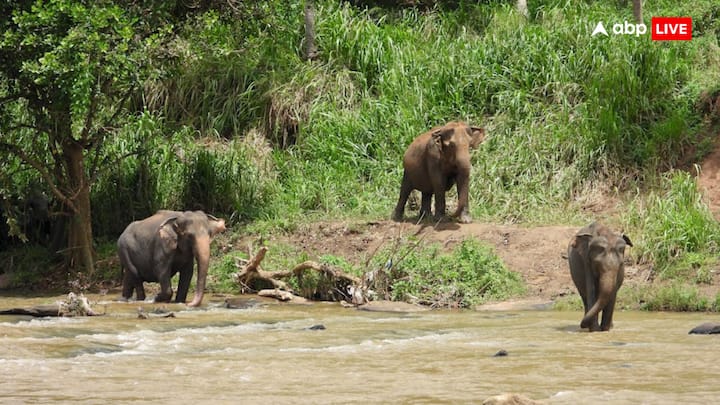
393, 121, 485, 223
117, 210, 226, 307
567, 222, 632, 331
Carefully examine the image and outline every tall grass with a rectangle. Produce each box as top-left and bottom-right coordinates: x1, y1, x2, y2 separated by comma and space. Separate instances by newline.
89, 0, 720, 233
92, 113, 277, 238
624, 171, 720, 279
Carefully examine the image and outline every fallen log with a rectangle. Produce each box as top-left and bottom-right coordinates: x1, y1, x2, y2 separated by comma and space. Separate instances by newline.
0, 305, 64, 317
257, 289, 308, 303
0, 293, 98, 317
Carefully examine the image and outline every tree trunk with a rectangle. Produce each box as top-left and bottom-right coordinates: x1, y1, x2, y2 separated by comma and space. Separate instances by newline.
303, 0, 319, 61
517, 0, 528, 18
62, 139, 95, 275
632, 0, 642, 23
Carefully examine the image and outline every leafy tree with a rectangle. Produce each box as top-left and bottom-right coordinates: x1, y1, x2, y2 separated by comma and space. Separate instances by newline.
0, 0, 166, 274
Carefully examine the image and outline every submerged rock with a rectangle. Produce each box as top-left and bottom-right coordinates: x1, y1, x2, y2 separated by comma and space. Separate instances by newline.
689, 322, 720, 334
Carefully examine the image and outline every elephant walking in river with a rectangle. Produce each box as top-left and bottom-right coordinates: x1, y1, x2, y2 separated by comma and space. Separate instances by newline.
567, 222, 632, 332
117, 210, 226, 307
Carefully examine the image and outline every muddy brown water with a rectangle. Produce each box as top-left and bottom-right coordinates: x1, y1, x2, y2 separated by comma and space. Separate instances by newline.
1, 294, 719, 404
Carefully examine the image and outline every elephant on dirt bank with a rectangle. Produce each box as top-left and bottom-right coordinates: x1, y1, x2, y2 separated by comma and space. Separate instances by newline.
117, 210, 226, 307
393, 121, 485, 224
568, 222, 632, 332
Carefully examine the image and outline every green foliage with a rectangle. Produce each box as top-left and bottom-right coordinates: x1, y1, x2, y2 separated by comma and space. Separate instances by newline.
384, 239, 525, 307
3, 0, 720, 301
320, 254, 363, 277
92, 113, 278, 237
208, 251, 248, 293
0, 245, 55, 289
641, 283, 710, 312
624, 171, 720, 279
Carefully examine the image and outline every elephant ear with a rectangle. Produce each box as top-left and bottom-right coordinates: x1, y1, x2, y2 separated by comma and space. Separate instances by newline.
158, 216, 179, 250
569, 226, 594, 259
205, 213, 227, 237
431, 127, 455, 150
468, 126, 485, 149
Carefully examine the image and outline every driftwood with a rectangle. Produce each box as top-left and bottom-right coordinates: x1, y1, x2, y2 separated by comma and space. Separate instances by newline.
233, 247, 366, 303
0, 293, 98, 317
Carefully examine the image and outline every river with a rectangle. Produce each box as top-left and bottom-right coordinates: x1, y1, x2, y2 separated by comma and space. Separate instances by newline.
1, 294, 719, 404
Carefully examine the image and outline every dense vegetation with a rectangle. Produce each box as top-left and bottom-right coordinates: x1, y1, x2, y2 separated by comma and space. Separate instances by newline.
2, 0, 720, 308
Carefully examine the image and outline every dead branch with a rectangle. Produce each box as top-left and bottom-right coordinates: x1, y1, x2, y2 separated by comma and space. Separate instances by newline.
233, 247, 292, 293
233, 247, 368, 304
290, 261, 361, 284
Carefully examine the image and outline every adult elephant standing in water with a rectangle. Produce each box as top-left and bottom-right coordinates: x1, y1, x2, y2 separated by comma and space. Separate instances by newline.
393, 121, 485, 224
118, 210, 226, 307
568, 222, 632, 332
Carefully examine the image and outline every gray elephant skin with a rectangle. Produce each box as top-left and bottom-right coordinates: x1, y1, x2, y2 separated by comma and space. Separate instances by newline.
117, 210, 226, 307
567, 222, 632, 332
393, 121, 485, 224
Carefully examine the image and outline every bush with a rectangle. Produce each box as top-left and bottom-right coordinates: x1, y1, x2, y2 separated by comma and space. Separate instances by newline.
624, 171, 720, 279
384, 239, 525, 307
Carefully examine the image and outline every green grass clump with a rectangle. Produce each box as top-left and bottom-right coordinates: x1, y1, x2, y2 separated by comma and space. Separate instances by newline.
207, 251, 248, 293
624, 171, 720, 280
640, 283, 711, 312
384, 239, 525, 308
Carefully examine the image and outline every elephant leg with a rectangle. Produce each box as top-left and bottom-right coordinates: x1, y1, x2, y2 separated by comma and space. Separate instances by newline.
582, 276, 600, 331
600, 293, 618, 331
175, 262, 194, 303
121, 268, 136, 300
420, 192, 432, 220
452, 172, 471, 223
154, 272, 174, 303
429, 175, 447, 221
135, 279, 146, 301
393, 174, 413, 221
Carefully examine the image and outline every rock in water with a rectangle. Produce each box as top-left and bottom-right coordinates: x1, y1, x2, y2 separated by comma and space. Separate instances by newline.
689, 322, 720, 334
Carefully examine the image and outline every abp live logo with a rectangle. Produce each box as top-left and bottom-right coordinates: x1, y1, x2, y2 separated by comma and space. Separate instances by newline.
592, 17, 692, 41
651, 17, 692, 41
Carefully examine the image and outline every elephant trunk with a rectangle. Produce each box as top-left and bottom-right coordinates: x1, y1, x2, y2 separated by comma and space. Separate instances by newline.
188, 235, 211, 307
581, 269, 617, 328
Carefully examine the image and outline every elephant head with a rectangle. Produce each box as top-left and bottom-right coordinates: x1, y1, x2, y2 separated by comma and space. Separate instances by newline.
158, 211, 226, 307
568, 222, 632, 331
431, 122, 485, 154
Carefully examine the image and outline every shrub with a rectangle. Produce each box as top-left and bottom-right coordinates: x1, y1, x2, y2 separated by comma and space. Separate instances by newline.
383, 239, 525, 307
624, 171, 720, 279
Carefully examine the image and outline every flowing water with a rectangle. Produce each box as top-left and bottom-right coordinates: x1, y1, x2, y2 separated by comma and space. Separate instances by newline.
1, 294, 719, 404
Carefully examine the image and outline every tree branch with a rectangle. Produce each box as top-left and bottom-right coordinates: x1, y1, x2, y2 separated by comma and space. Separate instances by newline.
0, 141, 76, 212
